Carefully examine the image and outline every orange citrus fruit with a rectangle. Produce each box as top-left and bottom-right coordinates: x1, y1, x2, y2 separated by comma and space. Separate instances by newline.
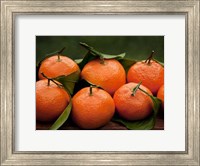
81, 59, 126, 96
71, 86, 115, 129
113, 82, 153, 121
127, 52, 164, 95
38, 55, 80, 79
157, 84, 164, 109
36, 79, 70, 122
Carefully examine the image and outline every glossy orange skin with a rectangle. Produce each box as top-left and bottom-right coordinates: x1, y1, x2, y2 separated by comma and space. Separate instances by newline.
113, 82, 153, 121
81, 59, 126, 96
38, 55, 80, 79
36, 79, 70, 122
157, 84, 164, 110
127, 60, 164, 95
72, 87, 115, 129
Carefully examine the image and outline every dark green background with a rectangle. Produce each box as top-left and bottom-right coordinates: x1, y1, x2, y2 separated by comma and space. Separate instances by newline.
36, 36, 164, 64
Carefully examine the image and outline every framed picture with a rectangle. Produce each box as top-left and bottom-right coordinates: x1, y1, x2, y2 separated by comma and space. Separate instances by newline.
36, 36, 164, 130
0, 0, 199, 165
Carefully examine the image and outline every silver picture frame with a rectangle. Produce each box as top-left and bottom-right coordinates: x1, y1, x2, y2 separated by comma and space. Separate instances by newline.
0, 0, 199, 165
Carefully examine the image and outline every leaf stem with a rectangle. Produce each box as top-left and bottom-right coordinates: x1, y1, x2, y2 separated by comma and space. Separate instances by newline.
41, 73, 63, 88
131, 81, 151, 97
58, 47, 66, 54
131, 81, 142, 96
145, 50, 155, 65
138, 87, 152, 98
132, 82, 152, 98
79, 42, 92, 50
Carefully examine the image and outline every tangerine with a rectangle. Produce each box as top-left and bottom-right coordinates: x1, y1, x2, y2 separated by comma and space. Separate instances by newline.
81, 59, 126, 96
36, 79, 70, 122
38, 55, 80, 79
71, 86, 115, 129
127, 51, 164, 95
157, 84, 164, 109
113, 82, 153, 121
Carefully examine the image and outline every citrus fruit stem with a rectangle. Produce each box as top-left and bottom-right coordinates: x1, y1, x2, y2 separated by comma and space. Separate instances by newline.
41, 72, 63, 88
48, 79, 50, 86
131, 81, 142, 96
89, 85, 93, 96
57, 54, 61, 62
89, 85, 101, 96
100, 56, 105, 64
56, 47, 66, 62
145, 50, 155, 65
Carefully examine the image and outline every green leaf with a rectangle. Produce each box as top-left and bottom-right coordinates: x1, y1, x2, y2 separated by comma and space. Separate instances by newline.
75, 52, 97, 69
77, 42, 126, 69
36, 47, 66, 67
153, 58, 164, 67
112, 95, 161, 130
149, 95, 162, 114
54, 70, 80, 95
36, 51, 57, 67
49, 101, 72, 130
118, 58, 163, 73
80, 42, 126, 59
118, 58, 137, 73
74, 58, 83, 64
100, 52, 126, 59
112, 113, 155, 130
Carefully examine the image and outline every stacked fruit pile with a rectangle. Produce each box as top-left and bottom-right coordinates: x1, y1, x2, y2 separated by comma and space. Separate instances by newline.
36, 43, 164, 130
